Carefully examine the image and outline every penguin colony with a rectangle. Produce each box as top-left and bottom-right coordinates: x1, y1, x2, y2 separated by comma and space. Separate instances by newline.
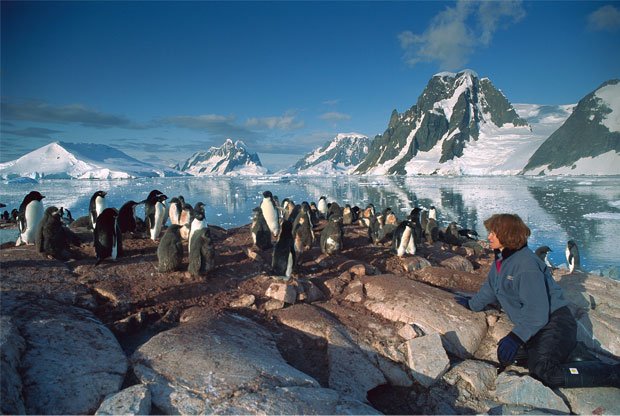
7, 189, 583, 278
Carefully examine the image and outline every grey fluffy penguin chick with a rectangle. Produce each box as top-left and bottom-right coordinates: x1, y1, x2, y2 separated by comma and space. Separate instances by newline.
157, 224, 183, 272
188, 227, 215, 276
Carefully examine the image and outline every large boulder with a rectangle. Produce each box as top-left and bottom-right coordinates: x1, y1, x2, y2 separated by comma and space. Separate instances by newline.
131, 311, 376, 414
361, 274, 488, 358
555, 272, 620, 357
1, 293, 127, 415
494, 372, 570, 414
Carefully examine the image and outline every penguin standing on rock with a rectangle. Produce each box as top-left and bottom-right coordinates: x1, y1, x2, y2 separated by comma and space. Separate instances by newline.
189, 227, 215, 276
251, 207, 272, 250
179, 202, 194, 240
260, 191, 280, 238
343, 204, 353, 225
425, 217, 439, 244
157, 224, 183, 272
535, 246, 554, 268
36, 206, 77, 260
89, 191, 107, 230
118, 200, 141, 234
393, 220, 417, 257
566, 240, 580, 272
272, 219, 295, 278
320, 215, 344, 255
143, 190, 167, 241
16, 191, 45, 246
293, 210, 314, 265
317, 196, 328, 220
94, 208, 122, 265
168, 196, 185, 225
189, 202, 208, 253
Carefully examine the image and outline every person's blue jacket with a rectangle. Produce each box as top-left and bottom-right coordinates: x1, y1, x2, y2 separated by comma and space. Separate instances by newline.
468, 245, 569, 342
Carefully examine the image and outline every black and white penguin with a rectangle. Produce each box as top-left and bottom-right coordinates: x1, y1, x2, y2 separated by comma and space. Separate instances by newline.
188, 227, 215, 276
343, 204, 353, 225
317, 196, 328, 220
535, 246, 554, 268
320, 215, 344, 255
281, 198, 295, 221
566, 240, 580, 272
272, 219, 295, 278
443, 222, 462, 246
260, 191, 280, 238
425, 217, 439, 244
16, 191, 45, 246
393, 220, 417, 257
309, 202, 319, 226
144, 190, 168, 241
157, 224, 183, 272
327, 201, 343, 220
408, 208, 424, 243
94, 208, 122, 265
360, 204, 375, 227
188, 202, 208, 253
61, 208, 74, 226
251, 207, 272, 250
168, 196, 185, 225
178, 202, 194, 240
36, 206, 71, 260
89, 190, 107, 230
118, 200, 141, 234
458, 228, 479, 240
429, 206, 437, 221
368, 214, 383, 245
293, 209, 314, 265
420, 209, 429, 234
1, 210, 9, 222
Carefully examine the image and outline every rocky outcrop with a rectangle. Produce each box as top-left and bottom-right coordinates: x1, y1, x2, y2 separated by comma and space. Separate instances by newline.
0, 293, 127, 415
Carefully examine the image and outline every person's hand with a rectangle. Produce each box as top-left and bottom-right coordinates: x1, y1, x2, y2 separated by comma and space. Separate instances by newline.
454, 295, 470, 310
497, 332, 524, 366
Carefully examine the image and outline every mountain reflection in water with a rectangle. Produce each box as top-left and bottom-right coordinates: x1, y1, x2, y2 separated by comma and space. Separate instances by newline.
1, 175, 618, 277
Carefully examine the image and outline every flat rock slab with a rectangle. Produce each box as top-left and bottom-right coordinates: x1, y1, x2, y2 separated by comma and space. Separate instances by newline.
1, 293, 127, 415
559, 387, 620, 415
494, 372, 570, 414
361, 274, 488, 358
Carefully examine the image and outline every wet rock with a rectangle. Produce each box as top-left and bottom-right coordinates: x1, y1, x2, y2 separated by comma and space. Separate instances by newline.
95, 384, 151, 415
494, 371, 570, 414
1, 294, 127, 415
404, 333, 450, 387
362, 274, 488, 358
131, 312, 326, 414
0, 316, 26, 415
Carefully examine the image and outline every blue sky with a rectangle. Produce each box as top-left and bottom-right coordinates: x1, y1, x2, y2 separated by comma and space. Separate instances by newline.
2, 1, 619, 171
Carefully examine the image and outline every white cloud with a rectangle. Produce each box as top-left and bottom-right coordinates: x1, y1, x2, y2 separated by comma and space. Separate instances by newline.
399, 0, 525, 70
244, 112, 304, 130
588, 5, 620, 32
319, 112, 351, 122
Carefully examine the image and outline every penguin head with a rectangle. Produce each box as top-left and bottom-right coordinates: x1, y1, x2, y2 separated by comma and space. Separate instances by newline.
157, 194, 168, 202
567, 240, 576, 249
24, 191, 45, 202
93, 190, 107, 198
263, 191, 273, 199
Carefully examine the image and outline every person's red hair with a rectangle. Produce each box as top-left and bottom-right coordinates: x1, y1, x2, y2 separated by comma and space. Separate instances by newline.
484, 213, 530, 250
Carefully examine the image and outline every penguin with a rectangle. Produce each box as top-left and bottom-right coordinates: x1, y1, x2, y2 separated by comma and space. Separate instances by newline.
272, 219, 295, 278
351, 206, 361, 224
425, 217, 439, 244
368, 214, 383, 245
535, 245, 554, 268
61, 208, 74, 226
384, 208, 398, 226
317, 196, 328, 220
89, 190, 107, 230
157, 224, 183, 272
179, 202, 194, 240
309, 202, 319, 226
16, 191, 45, 246
392, 220, 417, 257
320, 215, 344, 255
188, 202, 208, 253
1, 210, 8, 222
458, 228, 479, 240
118, 200, 141, 234
408, 208, 424, 243
566, 240, 580, 272
94, 208, 122, 265
260, 191, 280, 238
443, 222, 462, 246
360, 204, 375, 227
281, 198, 295, 221
250, 207, 272, 250
36, 206, 73, 260
343, 204, 353, 225
293, 209, 314, 265
327, 201, 342, 220
420, 209, 429, 234
428, 206, 437, 220
168, 196, 185, 225
188, 227, 215, 276
11, 209, 19, 223
144, 190, 168, 241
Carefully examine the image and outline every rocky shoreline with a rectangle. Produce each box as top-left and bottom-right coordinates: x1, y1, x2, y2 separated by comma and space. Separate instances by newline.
1, 220, 619, 415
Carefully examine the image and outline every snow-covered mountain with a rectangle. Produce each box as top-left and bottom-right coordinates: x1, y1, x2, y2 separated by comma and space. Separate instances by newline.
521, 79, 620, 176
180, 139, 267, 176
355, 70, 539, 175
0, 141, 185, 180
289, 133, 371, 175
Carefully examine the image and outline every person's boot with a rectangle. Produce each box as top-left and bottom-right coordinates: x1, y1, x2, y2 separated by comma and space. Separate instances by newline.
560, 361, 620, 388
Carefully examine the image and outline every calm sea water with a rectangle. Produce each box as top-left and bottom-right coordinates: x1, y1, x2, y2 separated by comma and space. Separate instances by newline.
1, 175, 619, 277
